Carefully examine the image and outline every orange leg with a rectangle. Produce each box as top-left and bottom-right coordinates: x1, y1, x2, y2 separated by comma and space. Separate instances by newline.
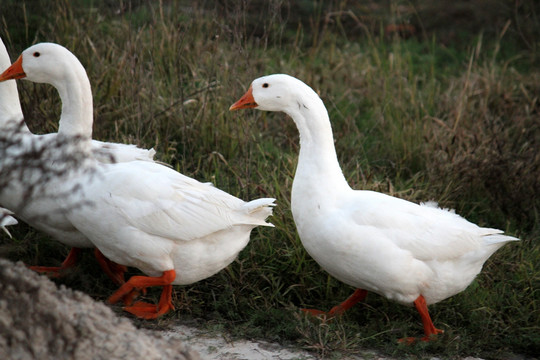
302, 288, 368, 318
93, 248, 127, 285
108, 269, 176, 319
29, 247, 82, 277
399, 295, 444, 344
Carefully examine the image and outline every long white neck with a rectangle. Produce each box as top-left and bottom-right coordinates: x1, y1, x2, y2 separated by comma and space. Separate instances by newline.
285, 90, 350, 200
53, 61, 94, 142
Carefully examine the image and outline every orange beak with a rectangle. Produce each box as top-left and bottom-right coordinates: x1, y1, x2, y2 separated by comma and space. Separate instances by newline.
0, 55, 26, 82
229, 85, 258, 110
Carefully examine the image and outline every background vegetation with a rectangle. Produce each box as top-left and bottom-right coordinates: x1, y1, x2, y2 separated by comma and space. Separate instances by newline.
1, 0, 538, 358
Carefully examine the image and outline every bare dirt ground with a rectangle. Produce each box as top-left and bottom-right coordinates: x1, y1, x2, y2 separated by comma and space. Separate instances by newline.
0, 258, 490, 360
0, 259, 199, 360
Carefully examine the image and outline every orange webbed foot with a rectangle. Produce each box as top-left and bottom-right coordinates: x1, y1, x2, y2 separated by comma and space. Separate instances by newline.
108, 270, 176, 319
124, 295, 175, 320
124, 301, 160, 319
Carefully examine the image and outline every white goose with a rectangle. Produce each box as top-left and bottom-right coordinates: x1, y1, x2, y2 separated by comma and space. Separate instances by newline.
230, 74, 519, 342
0, 43, 275, 319
0, 37, 156, 282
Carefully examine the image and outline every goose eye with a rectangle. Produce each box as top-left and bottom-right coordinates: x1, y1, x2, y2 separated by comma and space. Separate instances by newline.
262, 83, 269, 88
33, 52, 41, 57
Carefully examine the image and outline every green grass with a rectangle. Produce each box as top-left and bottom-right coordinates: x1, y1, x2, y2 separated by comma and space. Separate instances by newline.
1, 0, 539, 358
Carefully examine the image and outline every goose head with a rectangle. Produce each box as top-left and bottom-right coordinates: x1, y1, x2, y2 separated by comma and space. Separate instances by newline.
230, 74, 335, 152
230, 74, 321, 114
0, 42, 93, 138
0, 42, 86, 88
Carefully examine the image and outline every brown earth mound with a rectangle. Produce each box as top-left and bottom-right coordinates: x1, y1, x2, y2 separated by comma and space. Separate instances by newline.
0, 258, 200, 360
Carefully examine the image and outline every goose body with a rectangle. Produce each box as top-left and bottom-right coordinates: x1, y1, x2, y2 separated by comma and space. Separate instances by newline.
1, 42, 275, 319
64, 159, 274, 285
230, 74, 518, 341
294, 189, 513, 305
